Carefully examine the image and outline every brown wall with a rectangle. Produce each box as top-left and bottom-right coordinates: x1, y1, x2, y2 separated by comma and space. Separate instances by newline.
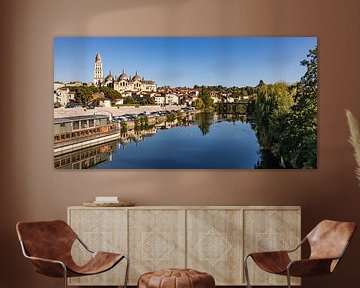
1, 0, 360, 287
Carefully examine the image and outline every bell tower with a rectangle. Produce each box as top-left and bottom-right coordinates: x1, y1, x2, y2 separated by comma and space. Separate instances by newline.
93, 52, 103, 86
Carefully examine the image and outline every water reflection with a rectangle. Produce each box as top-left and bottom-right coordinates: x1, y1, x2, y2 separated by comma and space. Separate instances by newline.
197, 112, 213, 135
55, 112, 262, 169
54, 141, 116, 169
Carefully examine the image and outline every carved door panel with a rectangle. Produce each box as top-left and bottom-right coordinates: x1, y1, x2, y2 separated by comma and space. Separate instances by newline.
68, 208, 127, 286
243, 209, 301, 286
128, 209, 186, 284
187, 209, 243, 285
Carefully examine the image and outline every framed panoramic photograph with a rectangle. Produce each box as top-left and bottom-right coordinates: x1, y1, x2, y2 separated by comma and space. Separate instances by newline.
53, 37, 317, 169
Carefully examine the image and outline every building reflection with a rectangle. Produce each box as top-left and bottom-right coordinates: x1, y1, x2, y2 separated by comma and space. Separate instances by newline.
54, 113, 248, 169
54, 141, 116, 169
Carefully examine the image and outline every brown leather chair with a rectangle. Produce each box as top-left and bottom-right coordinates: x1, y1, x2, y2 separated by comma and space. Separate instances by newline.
16, 220, 129, 288
244, 220, 356, 288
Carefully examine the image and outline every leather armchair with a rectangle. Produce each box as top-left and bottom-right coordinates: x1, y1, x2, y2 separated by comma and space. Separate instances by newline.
244, 220, 356, 288
16, 220, 129, 288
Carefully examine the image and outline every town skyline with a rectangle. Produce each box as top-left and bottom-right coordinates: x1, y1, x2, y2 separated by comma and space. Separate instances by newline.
54, 37, 317, 87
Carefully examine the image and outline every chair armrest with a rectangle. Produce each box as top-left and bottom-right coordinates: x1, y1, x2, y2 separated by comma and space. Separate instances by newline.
76, 236, 94, 253
19, 240, 67, 277
285, 237, 307, 253
245, 236, 306, 258
25, 255, 67, 278
26, 255, 65, 266
287, 258, 336, 277
247, 250, 290, 258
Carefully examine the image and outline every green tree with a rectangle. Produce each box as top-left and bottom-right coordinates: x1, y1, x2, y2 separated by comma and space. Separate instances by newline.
254, 47, 318, 168
194, 98, 204, 110
281, 47, 317, 168
254, 82, 294, 149
120, 121, 128, 136
257, 80, 265, 87
203, 95, 214, 109
246, 97, 256, 115
70, 86, 93, 106
199, 92, 214, 109
124, 96, 138, 105
89, 85, 100, 94
134, 118, 141, 132
166, 113, 176, 122
99, 86, 122, 102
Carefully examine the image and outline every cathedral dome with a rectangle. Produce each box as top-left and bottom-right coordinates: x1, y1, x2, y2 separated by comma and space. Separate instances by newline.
118, 70, 129, 81
132, 71, 142, 82
105, 71, 114, 82
95, 53, 102, 62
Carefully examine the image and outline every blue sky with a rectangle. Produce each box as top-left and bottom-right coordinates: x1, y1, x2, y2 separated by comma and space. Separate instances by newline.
54, 37, 317, 87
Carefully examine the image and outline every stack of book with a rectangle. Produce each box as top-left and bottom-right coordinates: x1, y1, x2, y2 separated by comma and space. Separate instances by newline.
83, 196, 135, 207
93, 196, 119, 204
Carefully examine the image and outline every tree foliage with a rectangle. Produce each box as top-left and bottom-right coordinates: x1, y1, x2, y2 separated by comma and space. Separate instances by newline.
194, 98, 204, 109
68, 85, 122, 106
252, 47, 317, 168
254, 82, 294, 150
69, 86, 95, 105
198, 89, 214, 109
281, 47, 317, 168
99, 86, 122, 101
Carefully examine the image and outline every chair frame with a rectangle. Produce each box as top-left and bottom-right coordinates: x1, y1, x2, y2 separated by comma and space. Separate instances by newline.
244, 236, 350, 288
18, 231, 129, 288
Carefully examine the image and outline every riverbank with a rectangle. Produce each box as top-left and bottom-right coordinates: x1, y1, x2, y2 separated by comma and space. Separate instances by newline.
54, 105, 186, 119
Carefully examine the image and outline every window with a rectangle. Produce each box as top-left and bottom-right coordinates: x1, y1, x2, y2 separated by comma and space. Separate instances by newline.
73, 121, 79, 130
81, 120, 87, 129
72, 163, 80, 169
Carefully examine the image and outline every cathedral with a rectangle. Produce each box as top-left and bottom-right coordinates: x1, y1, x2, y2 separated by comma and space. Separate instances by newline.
93, 52, 157, 94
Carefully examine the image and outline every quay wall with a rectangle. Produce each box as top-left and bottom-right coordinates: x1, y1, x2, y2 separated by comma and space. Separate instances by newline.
54, 105, 185, 119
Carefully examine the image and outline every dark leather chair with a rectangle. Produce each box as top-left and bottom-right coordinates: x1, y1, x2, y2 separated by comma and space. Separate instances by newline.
244, 220, 356, 288
16, 220, 129, 288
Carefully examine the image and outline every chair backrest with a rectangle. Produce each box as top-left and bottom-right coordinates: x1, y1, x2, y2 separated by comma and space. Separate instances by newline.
16, 220, 77, 261
307, 220, 356, 261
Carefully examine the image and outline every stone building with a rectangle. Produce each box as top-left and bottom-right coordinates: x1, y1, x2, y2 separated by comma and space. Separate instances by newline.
93, 52, 103, 86
93, 53, 157, 94
54, 87, 76, 107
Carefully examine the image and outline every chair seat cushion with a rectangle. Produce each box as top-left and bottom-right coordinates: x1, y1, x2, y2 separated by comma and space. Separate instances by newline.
138, 268, 215, 288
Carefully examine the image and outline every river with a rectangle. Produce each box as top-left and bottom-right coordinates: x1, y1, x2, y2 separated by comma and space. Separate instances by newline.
55, 113, 264, 169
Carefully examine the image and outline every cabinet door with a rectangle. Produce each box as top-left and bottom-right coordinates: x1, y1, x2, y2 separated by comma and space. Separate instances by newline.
187, 209, 243, 285
243, 209, 301, 286
128, 209, 186, 284
68, 208, 128, 286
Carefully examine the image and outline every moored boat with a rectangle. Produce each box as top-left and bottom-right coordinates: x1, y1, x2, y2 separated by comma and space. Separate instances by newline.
54, 115, 120, 156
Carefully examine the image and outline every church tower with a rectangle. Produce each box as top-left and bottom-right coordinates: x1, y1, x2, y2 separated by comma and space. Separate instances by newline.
93, 52, 103, 86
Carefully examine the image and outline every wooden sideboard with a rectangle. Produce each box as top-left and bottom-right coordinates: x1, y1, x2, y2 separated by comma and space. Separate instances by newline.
67, 206, 301, 286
